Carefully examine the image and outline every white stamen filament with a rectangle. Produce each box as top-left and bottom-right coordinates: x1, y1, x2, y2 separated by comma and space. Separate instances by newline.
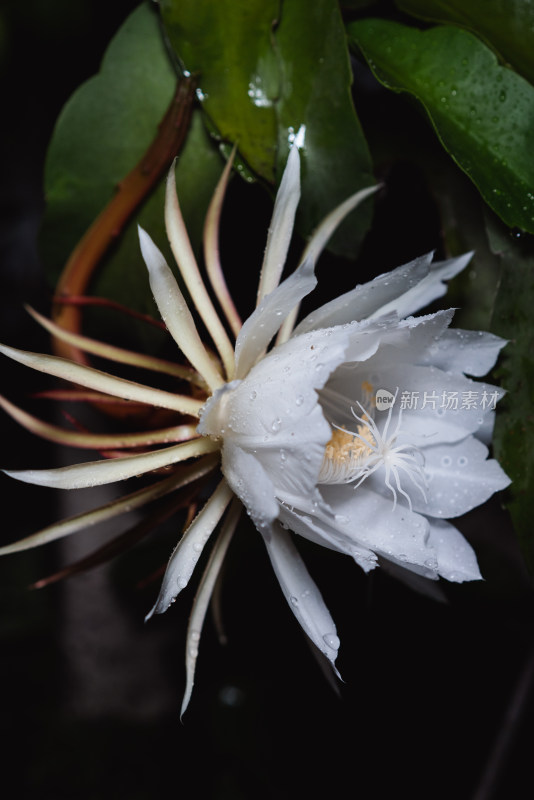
319, 397, 427, 512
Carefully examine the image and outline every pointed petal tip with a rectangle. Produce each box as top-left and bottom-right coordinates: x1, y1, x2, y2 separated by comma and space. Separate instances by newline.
293, 125, 306, 149
144, 602, 160, 623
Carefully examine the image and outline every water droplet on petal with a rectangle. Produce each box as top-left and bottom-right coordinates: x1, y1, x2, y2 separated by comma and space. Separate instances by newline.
323, 633, 340, 650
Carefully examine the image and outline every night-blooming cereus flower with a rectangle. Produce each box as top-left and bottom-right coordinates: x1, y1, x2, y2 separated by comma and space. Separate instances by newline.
0, 140, 510, 715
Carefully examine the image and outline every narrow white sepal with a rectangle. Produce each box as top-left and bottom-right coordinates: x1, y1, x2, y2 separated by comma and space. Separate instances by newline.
138, 227, 224, 392
256, 142, 301, 304
4, 437, 219, 490
181, 498, 241, 718
0, 455, 218, 555
165, 166, 236, 380
261, 524, 341, 674
145, 479, 233, 620
0, 342, 203, 416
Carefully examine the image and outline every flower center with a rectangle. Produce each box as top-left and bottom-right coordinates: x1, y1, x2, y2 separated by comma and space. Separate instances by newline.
318, 424, 376, 485
318, 392, 428, 512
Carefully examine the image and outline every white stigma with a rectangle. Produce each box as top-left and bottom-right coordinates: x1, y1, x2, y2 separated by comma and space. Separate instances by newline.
319, 395, 427, 512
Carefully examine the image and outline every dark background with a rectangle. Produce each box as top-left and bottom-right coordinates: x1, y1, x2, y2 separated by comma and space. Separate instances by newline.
1, 2, 533, 798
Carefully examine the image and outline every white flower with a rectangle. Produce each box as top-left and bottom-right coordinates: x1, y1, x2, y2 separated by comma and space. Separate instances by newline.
0, 142, 510, 714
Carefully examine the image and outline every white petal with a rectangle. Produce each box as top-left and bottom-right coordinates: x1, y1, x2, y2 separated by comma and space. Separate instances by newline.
138, 227, 224, 392
203, 324, 370, 519
412, 436, 511, 518
300, 184, 380, 273
220, 441, 279, 529
418, 328, 507, 376
146, 479, 233, 619
235, 184, 379, 379
346, 362, 504, 445
278, 503, 378, 573
375, 253, 473, 320
318, 484, 437, 575
295, 252, 433, 334
5, 437, 219, 490
234, 254, 318, 379
427, 519, 482, 582
256, 143, 301, 303
181, 498, 241, 717
262, 524, 340, 670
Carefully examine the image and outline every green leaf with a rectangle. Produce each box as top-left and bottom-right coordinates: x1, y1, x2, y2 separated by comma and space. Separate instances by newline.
159, 0, 279, 182
488, 219, 534, 576
274, 0, 374, 257
397, 0, 534, 86
348, 19, 534, 234
41, 3, 223, 348
160, 0, 374, 258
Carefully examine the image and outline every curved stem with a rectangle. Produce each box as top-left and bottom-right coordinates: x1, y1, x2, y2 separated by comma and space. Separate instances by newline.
52, 77, 196, 365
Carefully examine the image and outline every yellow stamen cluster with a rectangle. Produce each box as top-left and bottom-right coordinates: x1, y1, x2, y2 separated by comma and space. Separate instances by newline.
319, 424, 376, 485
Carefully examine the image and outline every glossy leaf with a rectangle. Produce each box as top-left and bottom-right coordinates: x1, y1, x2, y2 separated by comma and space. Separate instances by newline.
348, 19, 534, 234
274, 0, 374, 256
397, 0, 534, 86
488, 218, 534, 576
160, 0, 374, 257
159, 0, 279, 182
41, 4, 223, 346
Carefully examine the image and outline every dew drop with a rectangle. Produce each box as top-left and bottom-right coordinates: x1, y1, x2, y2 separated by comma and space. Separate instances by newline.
296, 394, 304, 406
441, 456, 452, 467
271, 418, 282, 432
289, 595, 299, 606
249, 390, 257, 401
323, 633, 340, 650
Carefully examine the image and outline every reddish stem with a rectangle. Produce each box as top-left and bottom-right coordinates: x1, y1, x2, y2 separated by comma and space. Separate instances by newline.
52, 77, 195, 364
